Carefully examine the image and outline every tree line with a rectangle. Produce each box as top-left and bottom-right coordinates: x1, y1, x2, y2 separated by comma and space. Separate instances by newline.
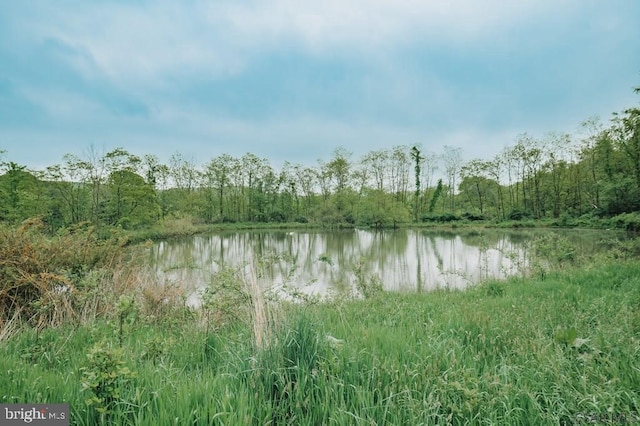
1, 101, 639, 231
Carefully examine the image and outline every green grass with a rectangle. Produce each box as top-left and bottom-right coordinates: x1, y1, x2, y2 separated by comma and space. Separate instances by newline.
126, 213, 635, 244
2, 261, 640, 425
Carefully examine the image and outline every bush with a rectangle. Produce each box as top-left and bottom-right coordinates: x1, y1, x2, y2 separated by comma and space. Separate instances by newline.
269, 210, 287, 223
507, 209, 532, 221
421, 213, 460, 223
0, 218, 127, 326
437, 213, 460, 222
609, 212, 640, 232
81, 342, 137, 418
462, 212, 486, 221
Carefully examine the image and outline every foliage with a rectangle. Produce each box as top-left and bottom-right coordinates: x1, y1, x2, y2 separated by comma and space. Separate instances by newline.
246, 313, 332, 424
428, 178, 444, 213
105, 170, 159, 229
2, 260, 640, 424
0, 219, 126, 326
356, 190, 410, 228
0, 163, 44, 224
461, 211, 486, 221
422, 212, 461, 223
201, 265, 252, 330
80, 342, 137, 418
352, 257, 384, 299
117, 295, 138, 347
608, 212, 640, 232
3, 94, 640, 232
507, 208, 532, 221
532, 233, 577, 264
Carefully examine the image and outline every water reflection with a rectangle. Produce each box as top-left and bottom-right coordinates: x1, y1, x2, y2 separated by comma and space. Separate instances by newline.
151, 229, 571, 303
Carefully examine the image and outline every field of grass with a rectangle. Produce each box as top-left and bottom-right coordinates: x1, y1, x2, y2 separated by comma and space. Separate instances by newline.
2, 255, 639, 425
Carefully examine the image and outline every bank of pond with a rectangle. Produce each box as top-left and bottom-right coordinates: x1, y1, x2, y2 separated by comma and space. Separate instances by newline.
1, 259, 639, 425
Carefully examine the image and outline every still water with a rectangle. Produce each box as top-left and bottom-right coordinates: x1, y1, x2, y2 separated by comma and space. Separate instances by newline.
149, 228, 616, 305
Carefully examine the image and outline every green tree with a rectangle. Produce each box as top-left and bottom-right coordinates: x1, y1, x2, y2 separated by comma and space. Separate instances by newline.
141, 155, 171, 220
410, 145, 423, 222
459, 159, 492, 215
361, 149, 389, 192
105, 170, 159, 229
578, 117, 604, 211
293, 164, 316, 219
603, 108, 640, 213
169, 152, 200, 217
324, 147, 355, 223
356, 189, 410, 229
0, 161, 45, 223
613, 108, 640, 187
390, 145, 410, 204
203, 154, 234, 222
428, 179, 444, 214
45, 154, 93, 225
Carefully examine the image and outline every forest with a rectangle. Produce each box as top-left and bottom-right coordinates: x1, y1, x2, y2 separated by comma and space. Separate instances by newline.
1, 102, 640, 233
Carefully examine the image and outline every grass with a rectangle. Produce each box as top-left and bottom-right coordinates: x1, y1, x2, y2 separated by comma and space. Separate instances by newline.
2, 258, 639, 424
125, 212, 639, 244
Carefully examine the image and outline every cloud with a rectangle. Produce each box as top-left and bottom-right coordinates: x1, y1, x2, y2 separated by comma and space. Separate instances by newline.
11, 0, 580, 87
225, 0, 556, 49
1, 0, 639, 173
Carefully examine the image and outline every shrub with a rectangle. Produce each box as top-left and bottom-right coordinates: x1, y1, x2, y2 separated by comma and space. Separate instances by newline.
81, 342, 137, 418
507, 209, 532, 221
353, 258, 384, 299
609, 212, 640, 232
462, 212, 486, 221
269, 211, 287, 223
0, 219, 127, 326
421, 213, 461, 223
201, 266, 252, 330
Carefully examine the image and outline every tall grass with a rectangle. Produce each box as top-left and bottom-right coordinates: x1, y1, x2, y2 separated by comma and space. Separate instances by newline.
2, 260, 639, 424
1, 222, 639, 424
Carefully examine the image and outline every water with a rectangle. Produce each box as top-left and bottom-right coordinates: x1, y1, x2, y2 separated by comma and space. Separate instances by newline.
148, 228, 618, 305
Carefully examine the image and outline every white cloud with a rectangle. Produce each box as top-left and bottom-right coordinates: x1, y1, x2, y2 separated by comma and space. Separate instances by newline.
20, 0, 580, 87
223, 0, 569, 50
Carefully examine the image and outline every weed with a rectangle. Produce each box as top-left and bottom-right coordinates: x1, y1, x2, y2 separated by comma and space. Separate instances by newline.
141, 336, 173, 365
553, 327, 578, 346
247, 313, 331, 424
201, 265, 252, 331
483, 281, 506, 297
116, 295, 138, 347
353, 257, 384, 299
80, 342, 137, 420
533, 233, 577, 265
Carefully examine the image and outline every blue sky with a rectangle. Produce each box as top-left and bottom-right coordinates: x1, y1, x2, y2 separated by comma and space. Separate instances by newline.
1, 0, 639, 171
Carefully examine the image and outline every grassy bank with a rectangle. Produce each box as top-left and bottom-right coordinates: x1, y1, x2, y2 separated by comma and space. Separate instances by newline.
2, 259, 639, 424
124, 212, 640, 244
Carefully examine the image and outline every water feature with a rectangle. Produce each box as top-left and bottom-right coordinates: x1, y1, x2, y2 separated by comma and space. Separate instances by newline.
148, 228, 619, 305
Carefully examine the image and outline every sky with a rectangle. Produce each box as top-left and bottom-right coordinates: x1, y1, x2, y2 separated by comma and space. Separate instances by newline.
1, 0, 639, 171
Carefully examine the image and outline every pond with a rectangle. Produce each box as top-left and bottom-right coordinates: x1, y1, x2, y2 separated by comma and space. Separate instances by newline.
149, 228, 621, 306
